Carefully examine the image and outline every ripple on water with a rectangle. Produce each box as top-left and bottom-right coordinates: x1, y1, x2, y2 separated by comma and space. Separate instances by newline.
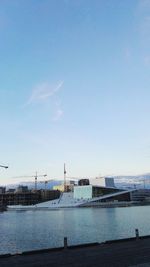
0, 206, 150, 254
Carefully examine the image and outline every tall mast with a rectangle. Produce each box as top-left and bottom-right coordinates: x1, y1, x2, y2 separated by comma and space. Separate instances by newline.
35, 171, 38, 191
64, 163, 66, 192
34, 172, 47, 191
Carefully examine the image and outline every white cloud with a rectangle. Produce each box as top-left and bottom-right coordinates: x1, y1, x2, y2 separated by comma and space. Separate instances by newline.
23, 80, 64, 122
26, 80, 64, 106
52, 102, 64, 121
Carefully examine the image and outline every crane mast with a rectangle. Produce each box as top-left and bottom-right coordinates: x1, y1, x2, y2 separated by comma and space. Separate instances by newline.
34, 172, 47, 191
35, 172, 38, 191
64, 163, 66, 192
13, 172, 47, 191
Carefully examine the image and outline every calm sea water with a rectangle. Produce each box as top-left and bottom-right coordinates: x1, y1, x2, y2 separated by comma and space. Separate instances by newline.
0, 206, 150, 255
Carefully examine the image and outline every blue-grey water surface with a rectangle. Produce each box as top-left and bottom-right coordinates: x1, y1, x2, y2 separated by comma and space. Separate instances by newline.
0, 206, 150, 255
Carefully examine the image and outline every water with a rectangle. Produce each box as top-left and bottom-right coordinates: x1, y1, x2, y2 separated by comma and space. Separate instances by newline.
0, 206, 150, 255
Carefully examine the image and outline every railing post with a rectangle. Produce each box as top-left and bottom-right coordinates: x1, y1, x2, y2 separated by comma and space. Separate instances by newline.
64, 237, 68, 249
135, 228, 139, 240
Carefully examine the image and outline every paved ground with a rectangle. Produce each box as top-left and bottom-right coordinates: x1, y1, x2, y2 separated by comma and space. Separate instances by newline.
130, 264, 150, 267
1, 238, 150, 267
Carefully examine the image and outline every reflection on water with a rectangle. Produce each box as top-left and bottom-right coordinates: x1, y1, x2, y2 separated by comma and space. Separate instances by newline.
0, 206, 150, 254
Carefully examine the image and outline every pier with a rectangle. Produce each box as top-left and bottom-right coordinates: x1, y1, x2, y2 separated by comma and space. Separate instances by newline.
1, 233, 150, 266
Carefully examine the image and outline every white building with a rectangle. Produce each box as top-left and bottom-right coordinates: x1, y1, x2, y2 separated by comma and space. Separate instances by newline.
90, 177, 115, 188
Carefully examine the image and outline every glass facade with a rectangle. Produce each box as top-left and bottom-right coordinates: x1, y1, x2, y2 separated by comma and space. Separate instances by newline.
92, 186, 122, 198
74, 185, 123, 200
74, 185, 92, 199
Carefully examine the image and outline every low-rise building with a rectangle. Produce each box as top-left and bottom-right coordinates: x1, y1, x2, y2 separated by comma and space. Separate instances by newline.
0, 189, 61, 206
15, 185, 29, 193
0, 187, 6, 194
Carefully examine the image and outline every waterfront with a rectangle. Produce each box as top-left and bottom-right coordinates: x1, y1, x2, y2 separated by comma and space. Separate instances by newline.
1, 206, 150, 255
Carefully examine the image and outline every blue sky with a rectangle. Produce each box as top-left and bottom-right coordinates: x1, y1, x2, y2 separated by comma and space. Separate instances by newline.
0, 0, 150, 184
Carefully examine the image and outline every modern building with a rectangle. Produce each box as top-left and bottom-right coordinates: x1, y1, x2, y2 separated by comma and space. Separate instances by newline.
74, 185, 122, 200
8, 177, 150, 210
0, 189, 60, 206
90, 177, 115, 188
39, 189, 60, 201
78, 179, 90, 186
131, 189, 150, 202
0, 187, 6, 194
7, 189, 15, 193
15, 185, 29, 193
53, 182, 74, 192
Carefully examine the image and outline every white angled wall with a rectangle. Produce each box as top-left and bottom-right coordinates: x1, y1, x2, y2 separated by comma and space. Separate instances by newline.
90, 177, 115, 188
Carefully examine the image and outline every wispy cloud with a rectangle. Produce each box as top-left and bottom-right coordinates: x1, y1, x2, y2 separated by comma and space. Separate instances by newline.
26, 80, 64, 106
52, 102, 64, 121
23, 80, 64, 122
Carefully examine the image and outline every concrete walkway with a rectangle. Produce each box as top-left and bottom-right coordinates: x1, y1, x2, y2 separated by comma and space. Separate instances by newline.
1, 238, 150, 267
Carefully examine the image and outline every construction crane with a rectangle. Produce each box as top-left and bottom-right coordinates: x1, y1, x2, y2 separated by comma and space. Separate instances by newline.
13, 172, 47, 191
0, 164, 8, 169
64, 163, 67, 192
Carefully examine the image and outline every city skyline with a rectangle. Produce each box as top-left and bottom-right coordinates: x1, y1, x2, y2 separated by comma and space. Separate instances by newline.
1, 0, 150, 184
